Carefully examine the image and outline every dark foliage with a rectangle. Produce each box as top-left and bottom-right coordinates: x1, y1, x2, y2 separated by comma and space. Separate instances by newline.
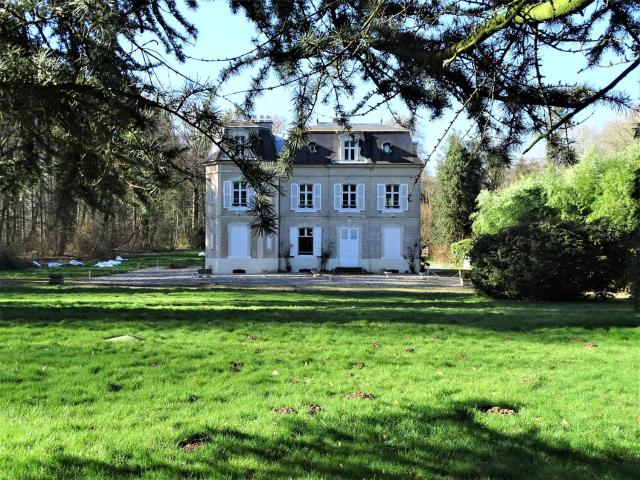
431, 134, 484, 245
470, 220, 629, 301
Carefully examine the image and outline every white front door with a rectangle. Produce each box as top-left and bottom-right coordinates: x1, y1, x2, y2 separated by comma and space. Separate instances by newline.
228, 224, 250, 258
339, 227, 359, 267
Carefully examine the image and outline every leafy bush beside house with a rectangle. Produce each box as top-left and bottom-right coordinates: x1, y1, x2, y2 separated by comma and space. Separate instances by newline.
470, 220, 627, 301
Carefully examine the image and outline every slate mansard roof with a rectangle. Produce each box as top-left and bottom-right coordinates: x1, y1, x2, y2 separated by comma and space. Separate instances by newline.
205, 121, 422, 165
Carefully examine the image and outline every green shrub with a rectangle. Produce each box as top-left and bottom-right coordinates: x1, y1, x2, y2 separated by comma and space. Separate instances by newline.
472, 143, 640, 237
469, 220, 628, 301
451, 239, 474, 266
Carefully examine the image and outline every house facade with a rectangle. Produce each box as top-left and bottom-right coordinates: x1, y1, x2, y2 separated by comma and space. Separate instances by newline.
204, 119, 422, 274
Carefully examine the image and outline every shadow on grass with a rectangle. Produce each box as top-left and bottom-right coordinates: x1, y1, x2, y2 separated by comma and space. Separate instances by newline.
35, 401, 637, 480
0, 286, 636, 333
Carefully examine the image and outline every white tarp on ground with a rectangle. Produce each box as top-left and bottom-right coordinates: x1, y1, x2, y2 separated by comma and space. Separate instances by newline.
68, 259, 84, 266
47, 262, 63, 268
94, 260, 122, 268
198, 252, 206, 257
115, 256, 127, 261
32, 261, 42, 268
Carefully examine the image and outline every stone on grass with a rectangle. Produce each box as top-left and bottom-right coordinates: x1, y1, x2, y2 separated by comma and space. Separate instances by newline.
106, 335, 143, 342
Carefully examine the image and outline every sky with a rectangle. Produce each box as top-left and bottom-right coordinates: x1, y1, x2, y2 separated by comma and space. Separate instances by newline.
154, 1, 640, 168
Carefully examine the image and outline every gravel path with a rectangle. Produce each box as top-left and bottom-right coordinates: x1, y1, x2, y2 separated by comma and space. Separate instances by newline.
75, 267, 469, 289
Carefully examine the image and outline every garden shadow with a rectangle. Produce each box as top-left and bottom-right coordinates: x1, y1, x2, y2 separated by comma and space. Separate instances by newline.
0, 286, 636, 333
34, 400, 638, 479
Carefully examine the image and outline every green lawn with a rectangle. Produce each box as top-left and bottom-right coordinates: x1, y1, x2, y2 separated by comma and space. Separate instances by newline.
0, 286, 638, 479
0, 250, 203, 281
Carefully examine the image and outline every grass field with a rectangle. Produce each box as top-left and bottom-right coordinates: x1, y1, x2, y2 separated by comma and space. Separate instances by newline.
0, 250, 203, 281
0, 286, 638, 479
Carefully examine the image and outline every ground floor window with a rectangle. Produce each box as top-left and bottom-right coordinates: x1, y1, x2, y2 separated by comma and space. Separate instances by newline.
298, 227, 314, 255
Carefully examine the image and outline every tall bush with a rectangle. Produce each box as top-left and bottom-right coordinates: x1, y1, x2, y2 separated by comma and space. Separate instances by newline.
431, 134, 484, 245
470, 220, 627, 301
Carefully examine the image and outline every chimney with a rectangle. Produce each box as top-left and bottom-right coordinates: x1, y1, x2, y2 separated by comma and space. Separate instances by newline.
254, 114, 273, 131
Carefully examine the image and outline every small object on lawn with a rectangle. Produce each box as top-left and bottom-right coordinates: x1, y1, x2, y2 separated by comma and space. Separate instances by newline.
106, 335, 143, 342
272, 406, 297, 414
456, 354, 466, 360
404, 347, 415, 353
248, 335, 258, 341
178, 436, 209, 452
561, 419, 569, 430
371, 343, 381, 349
346, 391, 375, 400
584, 343, 598, 350
230, 362, 243, 373
352, 362, 365, 369
48, 273, 64, 285
483, 406, 517, 415
255, 348, 265, 354
272, 370, 279, 376
307, 404, 322, 416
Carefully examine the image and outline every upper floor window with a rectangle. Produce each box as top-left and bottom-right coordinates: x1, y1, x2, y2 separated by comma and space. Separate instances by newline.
385, 184, 400, 209
342, 184, 357, 209
308, 142, 317, 153
291, 183, 321, 211
299, 184, 314, 209
376, 183, 408, 211
232, 181, 249, 207
343, 140, 358, 161
383, 142, 392, 154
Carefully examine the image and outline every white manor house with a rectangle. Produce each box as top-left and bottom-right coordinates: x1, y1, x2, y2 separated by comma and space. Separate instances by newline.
204, 118, 422, 274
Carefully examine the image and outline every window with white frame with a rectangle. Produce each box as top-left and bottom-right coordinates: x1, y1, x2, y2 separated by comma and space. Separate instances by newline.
342, 184, 357, 209
377, 183, 408, 211
385, 184, 400, 209
383, 142, 392, 154
232, 181, 249, 207
299, 184, 313, 209
343, 140, 358, 161
298, 227, 314, 255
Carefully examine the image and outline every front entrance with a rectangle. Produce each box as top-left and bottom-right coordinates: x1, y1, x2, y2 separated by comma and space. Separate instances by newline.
339, 227, 359, 267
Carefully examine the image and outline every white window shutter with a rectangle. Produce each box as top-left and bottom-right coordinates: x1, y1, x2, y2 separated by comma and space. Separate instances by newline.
356, 184, 365, 211
291, 183, 299, 211
313, 183, 321, 211
334, 184, 341, 210
400, 184, 409, 211
289, 226, 298, 256
313, 227, 322, 256
223, 181, 232, 209
377, 184, 385, 211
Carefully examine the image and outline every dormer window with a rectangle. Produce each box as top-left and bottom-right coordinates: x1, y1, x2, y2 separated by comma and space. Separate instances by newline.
343, 140, 358, 161
383, 142, 392, 154
234, 135, 247, 157
308, 142, 317, 153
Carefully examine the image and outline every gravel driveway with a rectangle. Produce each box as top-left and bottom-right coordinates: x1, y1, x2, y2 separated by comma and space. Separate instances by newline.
75, 267, 469, 289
